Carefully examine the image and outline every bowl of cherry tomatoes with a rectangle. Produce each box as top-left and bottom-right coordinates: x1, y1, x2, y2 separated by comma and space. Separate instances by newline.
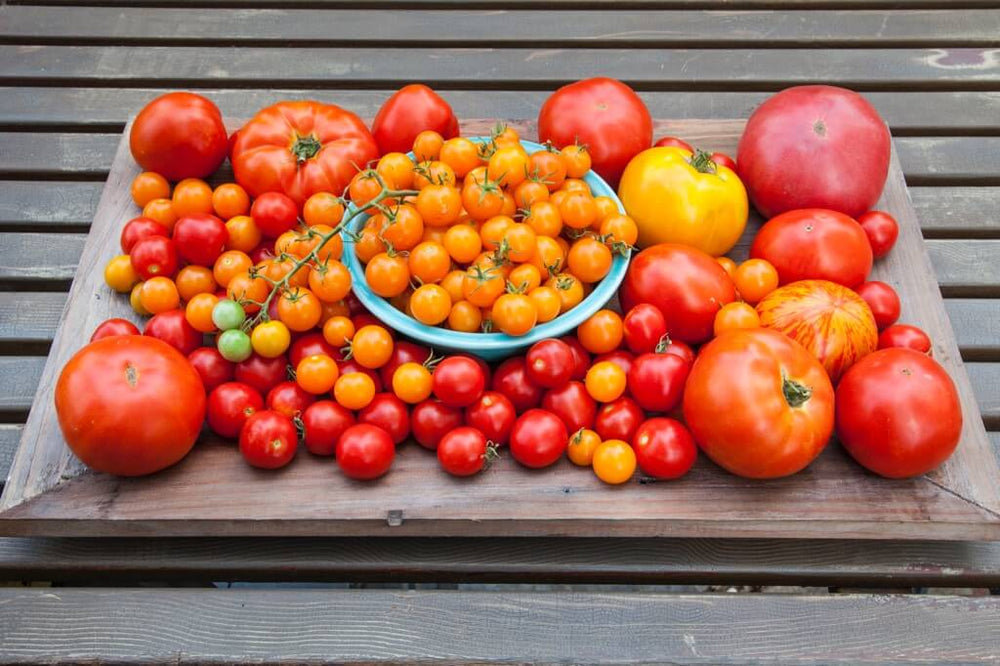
342, 137, 632, 361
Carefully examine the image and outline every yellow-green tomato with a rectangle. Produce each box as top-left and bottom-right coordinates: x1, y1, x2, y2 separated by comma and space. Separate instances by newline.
617, 147, 748, 256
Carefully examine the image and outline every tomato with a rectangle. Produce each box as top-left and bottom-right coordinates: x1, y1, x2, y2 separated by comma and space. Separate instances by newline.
491, 357, 544, 412
525, 338, 574, 388
509, 264, 542, 294
235, 353, 288, 394
878, 324, 932, 355
217, 329, 252, 363
622, 304, 667, 355
142, 198, 178, 232
462, 391, 515, 445
144, 309, 202, 355
130, 236, 179, 280
239, 410, 298, 469
757, 279, 877, 383
104, 255, 140, 293
653, 136, 693, 151
488, 145, 530, 189
300, 400, 355, 457
657, 336, 695, 366
542, 381, 596, 433
295, 354, 339, 395
378, 340, 431, 388
627, 351, 690, 413
129, 92, 228, 180
836, 348, 961, 478
620, 243, 737, 344
412, 399, 464, 450
121, 217, 168, 253
171, 178, 214, 217
584, 362, 627, 403
349, 325, 394, 369
408, 283, 453, 329
176, 265, 217, 301
491, 293, 537, 336
437, 427, 492, 477
248, 192, 297, 239
618, 147, 748, 255
632, 418, 696, 480
591, 439, 636, 485
462, 173, 505, 222
131, 172, 171, 208
371, 84, 459, 156
557, 192, 598, 231
577, 310, 623, 355
358, 393, 411, 444
376, 152, 415, 189
594, 396, 643, 442
416, 184, 463, 227
555, 335, 590, 381
390, 361, 433, 404
91, 318, 140, 342
266, 380, 316, 418
567, 428, 601, 466
733, 258, 779, 305
716, 256, 737, 278
188, 346, 235, 391
232, 101, 378, 204
139, 276, 180, 314
408, 241, 451, 284
509, 409, 568, 469
713, 302, 761, 335
558, 144, 592, 180
538, 77, 652, 186
432, 356, 486, 407
413, 130, 445, 162
684, 328, 834, 479
594, 349, 634, 377
854, 281, 900, 330
333, 372, 377, 411
336, 424, 395, 480
858, 210, 899, 259
207, 381, 264, 438
710, 152, 737, 171
750, 209, 872, 287
379, 205, 424, 252
172, 213, 228, 267
528, 286, 561, 324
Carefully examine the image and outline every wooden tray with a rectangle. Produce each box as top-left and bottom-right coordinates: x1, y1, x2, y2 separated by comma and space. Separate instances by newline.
2, 119, 998, 540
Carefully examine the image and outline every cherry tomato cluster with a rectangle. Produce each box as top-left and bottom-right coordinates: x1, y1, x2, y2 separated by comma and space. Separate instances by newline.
350, 125, 638, 336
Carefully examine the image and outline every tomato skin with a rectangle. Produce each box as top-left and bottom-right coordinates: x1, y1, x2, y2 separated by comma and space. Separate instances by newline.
300, 401, 355, 456
337, 359, 384, 393
710, 152, 737, 171
266, 380, 316, 418
737, 85, 891, 219
632, 418, 697, 480
432, 356, 486, 408
379, 340, 432, 388
750, 209, 872, 287
623, 304, 668, 354
465, 391, 517, 445
129, 92, 228, 180
857, 211, 899, 259
357, 393, 411, 445
542, 381, 597, 433
121, 217, 168, 253
537, 77, 652, 186
878, 324, 932, 355
239, 410, 298, 470
594, 397, 644, 443
627, 352, 691, 413
658, 337, 695, 366
620, 243, 737, 344
130, 236, 179, 280
509, 409, 568, 469
437, 427, 490, 477
250, 192, 299, 239
854, 281, 900, 330
683, 328, 834, 479
289, 333, 340, 368
594, 349, 635, 377
412, 399, 465, 450
336, 424, 395, 480
653, 136, 693, 152
188, 346, 235, 391
207, 381, 264, 439
836, 349, 961, 478
559, 336, 591, 381
144, 309, 202, 355
371, 84, 459, 156
91, 318, 140, 342
491, 357, 544, 413
55, 336, 206, 476
172, 213, 228, 267
234, 353, 288, 395
526, 339, 575, 388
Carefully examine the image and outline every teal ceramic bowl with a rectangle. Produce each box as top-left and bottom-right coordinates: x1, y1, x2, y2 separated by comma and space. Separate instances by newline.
341, 138, 630, 361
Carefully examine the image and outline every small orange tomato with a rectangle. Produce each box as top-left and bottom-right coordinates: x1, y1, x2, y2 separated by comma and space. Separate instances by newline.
277, 286, 322, 332
491, 292, 537, 336
559, 178, 590, 195
408, 241, 451, 284
296, 354, 340, 395
567, 237, 613, 284
600, 214, 638, 247
334, 372, 376, 410
448, 300, 483, 332
585, 361, 627, 403
733, 258, 780, 305
416, 183, 463, 227
439, 138, 481, 178
309, 260, 352, 303
175, 264, 217, 301
348, 170, 383, 206
410, 283, 452, 326
379, 204, 424, 252
528, 286, 561, 323
716, 256, 737, 278
142, 198, 178, 232
131, 172, 170, 208
567, 428, 602, 466
130, 282, 150, 316
713, 301, 761, 336
546, 273, 584, 313
558, 192, 598, 230
592, 439, 636, 485
354, 221, 387, 263
212, 183, 250, 219
493, 124, 521, 147
250, 320, 291, 358
479, 215, 514, 252
592, 196, 619, 222
487, 145, 530, 189
322, 315, 355, 347
528, 149, 567, 191
413, 160, 457, 189
308, 224, 343, 262
503, 224, 537, 263
303, 192, 345, 227
392, 362, 433, 404
365, 252, 410, 298
524, 201, 563, 238
349, 325, 394, 369
213, 250, 253, 288
508, 263, 542, 293
172, 178, 214, 217
377, 152, 415, 189
514, 179, 550, 209
461, 174, 505, 221
440, 269, 467, 303
462, 264, 506, 308
104, 254, 140, 293
443, 223, 482, 264
274, 230, 301, 257
413, 130, 445, 162
422, 226, 447, 245
319, 299, 350, 323
578, 309, 623, 354
185, 292, 219, 333
559, 144, 592, 179
140, 276, 180, 314
501, 191, 517, 217
226, 272, 269, 313
225, 215, 262, 253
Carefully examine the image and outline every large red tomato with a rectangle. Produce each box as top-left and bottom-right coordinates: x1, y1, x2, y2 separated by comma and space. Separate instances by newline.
371, 84, 460, 156
537, 77, 652, 186
836, 348, 962, 478
129, 92, 228, 181
620, 243, 737, 344
750, 209, 872, 287
54, 335, 206, 476
231, 101, 378, 204
683, 328, 834, 479
736, 85, 891, 218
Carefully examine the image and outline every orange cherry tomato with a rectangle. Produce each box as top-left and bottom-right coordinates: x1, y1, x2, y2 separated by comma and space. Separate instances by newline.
139, 276, 180, 314
309, 260, 352, 303
413, 160, 457, 189
462, 264, 506, 308
440, 269, 468, 303
480, 215, 514, 252
528, 150, 567, 191
413, 130, 444, 162
348, 170, 383, 206
508, 263, 542, 293
130, 282, 150, 316
365, 252, 410, 298
530, 236, 566, 277
716, 256, 737, 278
376, 152, 415, 189
567, 237, 613, 284
585, 360, 627, 403
410, 283, 452, 325
303, 192, 345, 227
448, 300, 483, 332
416, 184, 463, 227
546, 273, 585, 313
559, 144, 592, 179
225, 215, 262, 253
501, 191, 517, 217
349, 325, 394, 369
461, 173, 505, 221
567, 428, 601, 466
142, 198, 178, 232
514, 179, 550, 209
592, 196, 619, 222
131, 172, 170, 208
524, 201, 563, 238
408, 241, 451, 284
266, 255, 310, 288
439, 138, 481, 178
175, 264, 217, 301
491, 292, 537, 336
733, 258, 780, 305
296, 354, 340, 395
212, 183, 250, 219
577, 309, 624, 354
379, 203, 424, 252
319, 299, 350, 324
493, 124, 521, 147
713, 301, 761, 336
226, 272, 269, 313
334, 372, 376, 410
277, 286, 322, 332
322, 315, 355, 347
392, 362, 434, 404
558, 192, 598, 230
172, 178, 214, 217
104, 255, 139, 293
487, 145, 530, 189
443, 223, 483, 264
528, 285, 561, 323
354, 219, 387, 263
185, 292, 219, 333
503, 224, 537, 263
600, 214, 638, 247
306, 224, 343, 262
592, 439, 636, 485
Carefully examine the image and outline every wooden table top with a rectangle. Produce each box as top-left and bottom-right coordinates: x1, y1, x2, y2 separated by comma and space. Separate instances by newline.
0, 1, 998, 663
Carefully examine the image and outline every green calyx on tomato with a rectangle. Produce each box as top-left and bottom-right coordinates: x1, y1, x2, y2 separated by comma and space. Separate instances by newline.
291, 135, 322, 163
688, 149, 718, 175
782, 374, 812, 408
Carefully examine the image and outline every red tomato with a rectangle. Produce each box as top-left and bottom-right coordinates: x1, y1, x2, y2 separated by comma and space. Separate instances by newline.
559, 335, 591, 381
878, 324, 932, 355
683, 328, 834, 479
250, 192, 299, 239
854, 281, 900, 330
623, 304, 668, 354
301, 400, 356, 456
144, 309, 202, 355
658, 336, 696, 365
411, 399, 464, 450
594, 397, 644, 442
836, 348, 961, 478
371, 84, 460, 156
90, 318, 140, 342
358, 393, 411, 444
857, 210, 899, 259
542, 381, 596, 433
249, 242, 277, 264
737, 85, 891, 218
653, 136, 693, 152
620, 243, 737, 344
130, 236, 179, 280
437, 427, 490, 477
454, 353, 493, 389
432, 356, 486, 407
336, 358, 384, 393
207, 381, 264, 439
465, 391, 516, 445
172, 213, 228, 267
289, 333, 340, 368
336, 424, 395, 480
120, 217, 168, 253
509, 409, 568, 469
266, 380, 316, 418
710, 152, 737, 171
538, 77, 652, 186
239, 410, 298, 469
525, 339, 575, 388
188, 346, 235, 391
232, 101, 379, 204
379, 340, 432, 388
54, 336, 206, 476
627, 351, 690, 412
750, 209, 872, 287
632, 418, 697, 480
593, 349, 634, 377
491, 357, 544, 412
235, 353, 288, 395
129, 92, 228, 180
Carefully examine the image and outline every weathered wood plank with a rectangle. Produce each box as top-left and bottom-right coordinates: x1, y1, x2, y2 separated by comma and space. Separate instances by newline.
926, 239, 1000, 295
0, 426, 20, 484
898, 136, 1000, 184
911, 186, 1000, 238
12, 0, 1000, 7
2, 46, 999, 90
0, 588, 998, 664
0, 357, 44, 411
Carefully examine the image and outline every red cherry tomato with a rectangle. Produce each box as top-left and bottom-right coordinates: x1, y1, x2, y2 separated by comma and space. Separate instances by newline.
379, 340, 432, 388
432, 356, 486, 407
235, 353, 289, 395
249, 242, 277, 264
657, 336, 696, 365
188, 346, 235, 392
464, 391, 516, 445
207, 381, 264, 438
411, 399, 464, 450
854, 281, 901, 330
336, 358, 384, 393
632, 418, 697, 480
351, 313, 388, 334
877, 324, 932, 355
623, 304, 668, 355
509, 409, 568, 469
491, 356, 544, 413
336, 424, 395, 480
559, 335, 591, 381
453, 353, 492, 388
144, 309, 202, 355
289, 332, 340, 367
250, 192, 299, 239
542, 381, 597, 433
627, 351, 691, 413
266, 380, 316, 418
437, 427, 491, 477
172, 213, 228, 267
357, 393, 411, 445
301, 400, 356, 456
653, 136, 693, 152
91, 318, 140, 342
710, 152, 737, 171
239, 409, 298, 469
593, 349, 635, 377
525, 339, 574, 388
120, 217, 168, 253
130, 236, 179, 280
858, 210, 899, 259
595, 397, 644, 442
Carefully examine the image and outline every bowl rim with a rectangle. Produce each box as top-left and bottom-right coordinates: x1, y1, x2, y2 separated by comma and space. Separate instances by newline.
340, 137, 629, 353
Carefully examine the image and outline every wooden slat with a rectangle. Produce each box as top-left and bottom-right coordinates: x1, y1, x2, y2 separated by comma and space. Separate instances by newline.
0, 588, 998, 664
0, 358, 44, 412
926, 239, 1000, 295
0, 425, 20, 483
898, 136, 1000, 184
911, 186, 1000, 238
2, 46, 1000, 90
3, 7, 999, 46
11, 0, 1000, 8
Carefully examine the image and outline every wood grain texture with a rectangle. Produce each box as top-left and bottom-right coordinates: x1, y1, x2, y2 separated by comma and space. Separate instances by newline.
0, 357, 44, 411
0, 181, 100, 228
0, 588, 998, 664
14, 0, 1000, 6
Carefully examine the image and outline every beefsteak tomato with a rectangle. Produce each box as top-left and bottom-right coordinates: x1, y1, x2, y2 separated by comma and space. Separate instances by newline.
130, 92, 228, 181
371, 84, 459, 156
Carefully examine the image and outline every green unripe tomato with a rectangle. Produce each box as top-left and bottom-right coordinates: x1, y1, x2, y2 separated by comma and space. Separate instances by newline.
217, 329, 252, 362
212, 298, 246, 331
